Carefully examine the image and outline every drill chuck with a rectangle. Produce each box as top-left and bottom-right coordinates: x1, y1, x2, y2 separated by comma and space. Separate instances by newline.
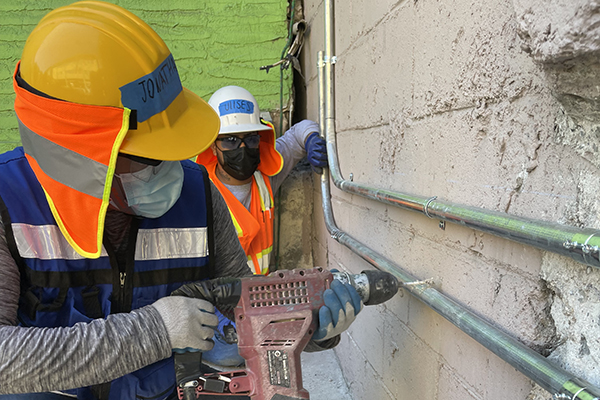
332, 270, 399, 306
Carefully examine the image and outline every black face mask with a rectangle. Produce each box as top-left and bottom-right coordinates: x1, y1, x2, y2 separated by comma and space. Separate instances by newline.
221, 147, 261, 181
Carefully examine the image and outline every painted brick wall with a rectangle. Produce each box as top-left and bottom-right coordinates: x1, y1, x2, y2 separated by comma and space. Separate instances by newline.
0, 0, 291, 153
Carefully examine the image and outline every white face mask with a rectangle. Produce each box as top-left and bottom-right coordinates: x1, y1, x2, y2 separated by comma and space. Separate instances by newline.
116, 161, 184, 218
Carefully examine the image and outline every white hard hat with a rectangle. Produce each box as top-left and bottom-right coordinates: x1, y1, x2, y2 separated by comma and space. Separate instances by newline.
208, 86, 270, 135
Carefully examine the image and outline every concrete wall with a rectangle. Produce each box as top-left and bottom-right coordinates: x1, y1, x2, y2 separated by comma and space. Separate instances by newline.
301, 0, 600, 399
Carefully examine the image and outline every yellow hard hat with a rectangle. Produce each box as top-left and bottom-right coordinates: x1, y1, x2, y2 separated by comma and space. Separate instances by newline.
19, 0, 219, 161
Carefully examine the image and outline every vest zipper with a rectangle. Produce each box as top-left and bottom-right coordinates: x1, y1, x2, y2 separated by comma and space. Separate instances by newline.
106, 217, 140, 314
118, 272, 126, 311
120, 218, 140, 313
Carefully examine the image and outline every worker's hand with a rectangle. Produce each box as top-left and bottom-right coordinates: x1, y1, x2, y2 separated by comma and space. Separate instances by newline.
152, 296, 219, 352
172, 277, 241, 304
313, 280, 364, 342
305, 132, 328, 174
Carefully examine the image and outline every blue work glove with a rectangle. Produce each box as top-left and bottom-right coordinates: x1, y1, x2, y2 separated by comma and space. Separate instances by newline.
312, 279, 363, 342
201, 310, 244, 367
305, 132, 328, 174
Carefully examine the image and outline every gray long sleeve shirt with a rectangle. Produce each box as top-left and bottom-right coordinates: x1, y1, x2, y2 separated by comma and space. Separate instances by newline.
0, 181, 251, 394
270, 119, 319, 193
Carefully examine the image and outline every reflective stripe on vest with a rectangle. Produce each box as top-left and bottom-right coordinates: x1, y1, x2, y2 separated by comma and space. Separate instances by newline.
12, 223, 207, 261
245, 171, 272, 274
246, 243, 273, 276
206, 163, 274, 275
254, 171, 272, 211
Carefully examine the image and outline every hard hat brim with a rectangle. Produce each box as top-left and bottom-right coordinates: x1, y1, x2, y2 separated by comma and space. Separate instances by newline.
119, 88, 220, 161
219, 123, 272, 135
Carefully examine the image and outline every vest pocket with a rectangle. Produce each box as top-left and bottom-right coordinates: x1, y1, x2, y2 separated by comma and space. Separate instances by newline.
133, 358, 177, 400
20, 286, 68, 322
135, 383, 175, 400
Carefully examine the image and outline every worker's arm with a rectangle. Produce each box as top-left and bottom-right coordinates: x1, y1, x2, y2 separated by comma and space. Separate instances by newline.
0, 221, 172, 393
270, 119, 321, 193
0, 182, 248, 394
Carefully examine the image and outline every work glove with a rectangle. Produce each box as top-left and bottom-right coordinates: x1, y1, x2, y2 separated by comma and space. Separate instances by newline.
151, 296, 219, 352
171, 277, 241, 320
172, 277, 242, 344
312, 279, 364, 342
305, 132, 328, 174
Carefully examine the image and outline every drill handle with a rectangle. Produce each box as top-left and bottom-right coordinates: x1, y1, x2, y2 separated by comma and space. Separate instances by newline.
170, 278, 244, 400
174, 351, 202, 400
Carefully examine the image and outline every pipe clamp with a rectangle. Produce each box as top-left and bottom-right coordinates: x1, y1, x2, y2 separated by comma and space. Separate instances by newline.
324, 55, 338, 64
572, 387, 586, 400
424, 196, 437, 219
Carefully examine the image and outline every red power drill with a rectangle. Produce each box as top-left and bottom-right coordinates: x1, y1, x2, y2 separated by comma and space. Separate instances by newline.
173, 267, 399, 400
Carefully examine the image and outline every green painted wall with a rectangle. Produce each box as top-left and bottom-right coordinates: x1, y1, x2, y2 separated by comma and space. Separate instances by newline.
0, 0, 292, 153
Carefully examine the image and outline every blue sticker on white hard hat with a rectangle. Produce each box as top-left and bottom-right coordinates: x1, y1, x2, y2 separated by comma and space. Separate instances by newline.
119, 54, 183, 123
218, 99, 254, 116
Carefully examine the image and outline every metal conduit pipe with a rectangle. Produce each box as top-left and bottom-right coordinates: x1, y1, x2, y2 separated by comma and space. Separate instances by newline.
317, 0, 600, 397
320, 8, 600, 271
317, 49, 600, 400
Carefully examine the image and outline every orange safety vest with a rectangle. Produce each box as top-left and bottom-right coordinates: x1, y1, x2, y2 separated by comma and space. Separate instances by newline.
207, 163, 274, 275
196, 119, 284, 275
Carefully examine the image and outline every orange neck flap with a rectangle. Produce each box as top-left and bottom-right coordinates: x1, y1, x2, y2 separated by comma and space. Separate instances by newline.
13, 62, 130, 258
